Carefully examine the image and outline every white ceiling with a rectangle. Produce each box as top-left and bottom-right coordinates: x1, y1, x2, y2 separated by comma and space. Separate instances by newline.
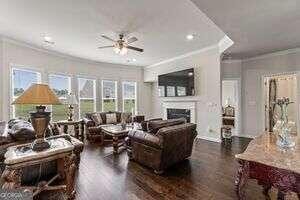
0, 0, 225, 66
191, 0, 300, 59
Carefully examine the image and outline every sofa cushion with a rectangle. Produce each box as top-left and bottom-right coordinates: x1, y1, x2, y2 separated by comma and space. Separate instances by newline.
106, 113, 117, 124
91, 113, 103, 125
148, 118, 186, 134
121, 112, 132, 123
9, 121, 35, 141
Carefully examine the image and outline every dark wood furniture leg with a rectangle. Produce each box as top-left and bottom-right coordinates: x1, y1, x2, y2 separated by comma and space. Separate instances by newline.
262, 184, 271, 200
63, 124, 68, 134
277, 191, 285, 200
74, 123, 79, 139
80, 121, 84, 141
235, 159, 249, 200
1, 167, 22, 189
57, 153, 76, 200
112, 136, 118, 154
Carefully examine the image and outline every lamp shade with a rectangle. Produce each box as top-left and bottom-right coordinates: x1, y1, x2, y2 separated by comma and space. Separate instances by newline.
12, 84, 61, 105
65, 93, 78, 105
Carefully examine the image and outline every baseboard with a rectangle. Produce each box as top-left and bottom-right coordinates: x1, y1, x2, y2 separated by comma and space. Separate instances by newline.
232, 133, 255, 139
196, 135, 221, 143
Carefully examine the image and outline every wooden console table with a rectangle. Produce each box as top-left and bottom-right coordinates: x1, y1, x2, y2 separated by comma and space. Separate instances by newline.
57, 120, 84, 141
1, 137, 77, 199
235, 132, 300, 199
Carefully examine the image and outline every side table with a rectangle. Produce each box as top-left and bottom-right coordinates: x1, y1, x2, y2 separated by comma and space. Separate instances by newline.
57, 120, 84, 141
1, 137, 77, 199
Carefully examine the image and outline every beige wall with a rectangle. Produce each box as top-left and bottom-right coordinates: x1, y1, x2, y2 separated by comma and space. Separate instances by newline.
0, 38, 152, 121
222, 50, 300, 138
145, 46, 222, 142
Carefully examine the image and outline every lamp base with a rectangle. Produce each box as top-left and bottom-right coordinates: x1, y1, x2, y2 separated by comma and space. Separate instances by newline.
32, 138, 51, 151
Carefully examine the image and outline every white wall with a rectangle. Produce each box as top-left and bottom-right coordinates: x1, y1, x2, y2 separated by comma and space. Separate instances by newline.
145, 46, 222, 142
0, 38, 152, 121
222, 50, 300, 138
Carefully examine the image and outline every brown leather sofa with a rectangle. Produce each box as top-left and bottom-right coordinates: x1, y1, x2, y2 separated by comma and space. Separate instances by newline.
83, 111, 144, 143
126, 118, 197, 174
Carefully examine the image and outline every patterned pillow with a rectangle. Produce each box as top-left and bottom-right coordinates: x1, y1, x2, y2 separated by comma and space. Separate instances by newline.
106, 113, 117, 124
121, 113, 132, 123
91, 113, 103, 125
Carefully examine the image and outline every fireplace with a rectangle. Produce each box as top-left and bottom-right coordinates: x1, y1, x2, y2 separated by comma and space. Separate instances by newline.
162, 101, 196, 123
167, 108, 191, 123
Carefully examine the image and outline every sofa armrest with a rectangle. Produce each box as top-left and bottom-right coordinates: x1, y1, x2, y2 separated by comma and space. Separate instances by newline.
128, 130, 162, 149
83, 117, 95, 127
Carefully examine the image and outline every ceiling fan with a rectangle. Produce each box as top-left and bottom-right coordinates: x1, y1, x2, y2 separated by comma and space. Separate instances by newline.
98, 34, 144, 55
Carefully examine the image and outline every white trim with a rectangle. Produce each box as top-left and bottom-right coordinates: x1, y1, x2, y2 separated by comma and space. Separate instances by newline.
243, 47, 300, 62
221, 59, 242, 64
196, 135, 221, 143
145, 44, 219, 69
218, 35, 234, 53
232, 133, 255, 139
162, 101, 196, 123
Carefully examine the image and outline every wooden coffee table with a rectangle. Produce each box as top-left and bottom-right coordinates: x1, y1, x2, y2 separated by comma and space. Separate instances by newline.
101, 125, 132, 155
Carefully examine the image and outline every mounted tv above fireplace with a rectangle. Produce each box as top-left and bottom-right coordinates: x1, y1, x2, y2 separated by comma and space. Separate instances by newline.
158, 68, 195, 97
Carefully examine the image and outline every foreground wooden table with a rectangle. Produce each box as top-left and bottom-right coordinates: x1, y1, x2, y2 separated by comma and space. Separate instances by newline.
1, 137, 77, 199
235, 132, 300, 199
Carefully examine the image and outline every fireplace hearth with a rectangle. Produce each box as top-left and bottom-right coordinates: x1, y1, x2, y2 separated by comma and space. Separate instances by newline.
167, 108, 191, 123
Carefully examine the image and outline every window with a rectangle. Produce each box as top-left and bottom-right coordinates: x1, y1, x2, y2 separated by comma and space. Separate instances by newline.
122, 81, 137, 114
11, 68, 41, 119
102, 80, 117, 112
49, 74, 71, 121
78, 78, 96, 118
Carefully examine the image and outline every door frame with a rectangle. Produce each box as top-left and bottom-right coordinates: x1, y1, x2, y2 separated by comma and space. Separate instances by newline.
222, 78, 242, 136
261, 72, 299, 134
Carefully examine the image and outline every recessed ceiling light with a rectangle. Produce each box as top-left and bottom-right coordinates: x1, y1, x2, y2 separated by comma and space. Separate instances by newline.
188, 72, 194, 76
44, 36, 52, 42
132, 58, 137, 62
186, 34, 194, 40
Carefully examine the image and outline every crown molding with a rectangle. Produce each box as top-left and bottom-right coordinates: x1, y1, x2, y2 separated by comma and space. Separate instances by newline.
145, 44, 219, 69
243, 47, 300, 62
0, 35, 143, 69
221, 59, 242, 64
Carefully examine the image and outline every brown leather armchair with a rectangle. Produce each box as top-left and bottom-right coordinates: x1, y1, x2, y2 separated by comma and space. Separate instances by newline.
126, 121, 197, 174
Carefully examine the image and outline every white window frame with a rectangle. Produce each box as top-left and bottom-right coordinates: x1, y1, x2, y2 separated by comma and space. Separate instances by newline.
78, 77, 96, 118
11, 67, 41, 118
102, 80, 118, 111
122, 81, 137, 114
48, 74, 71, 120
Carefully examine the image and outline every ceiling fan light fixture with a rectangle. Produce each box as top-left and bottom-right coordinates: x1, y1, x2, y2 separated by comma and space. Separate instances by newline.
114, 46, 121, 54
119, 47, 128, 55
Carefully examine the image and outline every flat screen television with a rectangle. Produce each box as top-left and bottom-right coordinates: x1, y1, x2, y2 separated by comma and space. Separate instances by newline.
158, 68, 195, 97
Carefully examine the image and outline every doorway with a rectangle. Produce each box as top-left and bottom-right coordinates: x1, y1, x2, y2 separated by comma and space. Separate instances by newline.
263, 73, 298, 134
222, 79, 241, 136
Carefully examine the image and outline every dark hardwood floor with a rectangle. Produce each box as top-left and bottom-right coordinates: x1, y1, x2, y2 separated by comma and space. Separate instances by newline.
73, 137, 297, 200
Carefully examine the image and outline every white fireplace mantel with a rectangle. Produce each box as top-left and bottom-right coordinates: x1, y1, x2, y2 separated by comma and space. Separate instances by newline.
162, 101, 196, 123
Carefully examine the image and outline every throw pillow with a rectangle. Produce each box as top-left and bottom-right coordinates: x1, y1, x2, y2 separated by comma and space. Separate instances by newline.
106, 113, 117, 124
91, 113, 103, 126
121, 113, 132, 123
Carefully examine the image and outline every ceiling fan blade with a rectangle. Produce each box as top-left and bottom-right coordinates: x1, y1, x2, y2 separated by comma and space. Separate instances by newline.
127, 37, 138, 44
98, 45, 114, 49
101, 35, 116, 42
127, 45, 144, 52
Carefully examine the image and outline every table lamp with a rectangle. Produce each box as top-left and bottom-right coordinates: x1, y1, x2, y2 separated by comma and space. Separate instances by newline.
65, 93, 78, 121
12, 84, 61, 151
